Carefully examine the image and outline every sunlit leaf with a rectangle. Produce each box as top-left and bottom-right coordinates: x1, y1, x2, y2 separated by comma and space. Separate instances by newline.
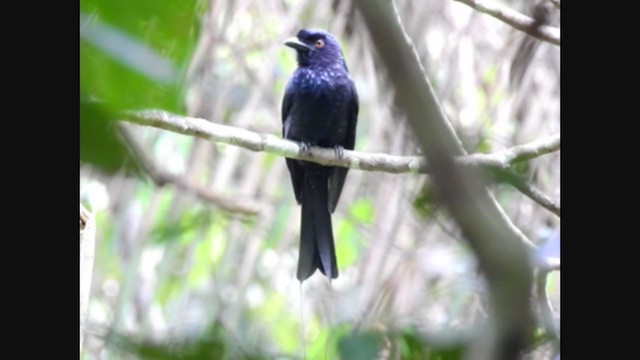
336, 219, 358, 270
350, 199, 374, 224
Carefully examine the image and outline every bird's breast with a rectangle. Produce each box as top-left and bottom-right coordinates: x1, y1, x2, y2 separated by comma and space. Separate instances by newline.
292, 67, 350, 92
286, 67, 352, 146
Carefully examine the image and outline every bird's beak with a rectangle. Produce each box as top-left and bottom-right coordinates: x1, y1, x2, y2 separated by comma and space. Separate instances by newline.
283, 37, 313, 52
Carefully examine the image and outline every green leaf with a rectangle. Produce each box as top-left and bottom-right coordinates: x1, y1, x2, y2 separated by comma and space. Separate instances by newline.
80, 0, 201, 114
349, 199, 374, 224
80, 0, 200, 65
80, 0, 201, 173
80, 97, 140, 174
80, 16, 183, 112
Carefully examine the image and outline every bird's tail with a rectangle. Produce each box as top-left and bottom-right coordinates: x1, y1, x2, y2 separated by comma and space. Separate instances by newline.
297, 165, 338, 281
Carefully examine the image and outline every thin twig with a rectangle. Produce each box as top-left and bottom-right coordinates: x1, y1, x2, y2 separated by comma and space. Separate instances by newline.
454, 0, 560, 46
118, 124, 261, 216
494, 169, 560, 216
122, 110, 559, 217
462, 134, 560, 168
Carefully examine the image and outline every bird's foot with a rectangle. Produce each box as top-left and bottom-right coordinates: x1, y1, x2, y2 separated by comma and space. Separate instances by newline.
299, 142, 312, 156
333, 145, 345, 158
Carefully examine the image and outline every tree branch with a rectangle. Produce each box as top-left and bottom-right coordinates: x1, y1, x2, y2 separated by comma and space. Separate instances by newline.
495, 169, 560, 216
123, 110, 559, 173
463, 134, 560, 168
353, 0, 537, 358
454, 0, 560, 46
121, 111, 560, 217
118, 124, 261, 216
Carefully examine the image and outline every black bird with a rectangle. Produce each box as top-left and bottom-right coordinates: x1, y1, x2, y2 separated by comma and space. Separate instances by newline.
282, 29, 359, 281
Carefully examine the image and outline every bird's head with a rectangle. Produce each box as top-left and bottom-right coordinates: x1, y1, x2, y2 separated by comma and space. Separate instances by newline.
284, 29, 346, 68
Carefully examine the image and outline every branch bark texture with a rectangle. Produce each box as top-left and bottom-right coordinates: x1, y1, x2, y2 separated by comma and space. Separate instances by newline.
123, 110, 558, 172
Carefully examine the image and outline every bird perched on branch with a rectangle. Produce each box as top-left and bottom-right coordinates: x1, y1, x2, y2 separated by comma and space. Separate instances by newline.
282, 29, 359, 281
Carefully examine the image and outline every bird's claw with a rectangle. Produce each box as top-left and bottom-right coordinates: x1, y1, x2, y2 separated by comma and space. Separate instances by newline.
299, 142, 312, 156
333, 145, 345, 158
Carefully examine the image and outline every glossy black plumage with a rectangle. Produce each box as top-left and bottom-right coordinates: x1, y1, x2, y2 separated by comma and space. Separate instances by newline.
282, 29, 359, 281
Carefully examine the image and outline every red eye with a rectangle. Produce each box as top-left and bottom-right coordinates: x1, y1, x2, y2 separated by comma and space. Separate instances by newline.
315, 39, 325, 48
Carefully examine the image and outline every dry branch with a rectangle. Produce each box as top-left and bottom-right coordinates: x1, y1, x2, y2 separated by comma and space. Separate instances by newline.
123, 110, 559, 173
495, 169, 560, 216
118, 124, 261, 216
122, 110, 559, 217
454, 0, 560, 45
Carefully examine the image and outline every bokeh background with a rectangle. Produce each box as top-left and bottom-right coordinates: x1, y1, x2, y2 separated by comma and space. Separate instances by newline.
80, 0, 560, 358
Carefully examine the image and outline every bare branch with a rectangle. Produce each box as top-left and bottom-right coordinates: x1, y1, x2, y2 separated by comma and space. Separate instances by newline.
454, 0, 560, 46
123, 110, 559, 174
118, 124, 261, 216
463, 134, 560, 168
495, 169, 560, 216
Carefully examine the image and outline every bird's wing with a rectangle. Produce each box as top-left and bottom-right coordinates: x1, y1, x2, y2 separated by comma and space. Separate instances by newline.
344, 81, 359, 151
283, 81, 304, 204
282, 80, 294, 130
328, 81, 359, 213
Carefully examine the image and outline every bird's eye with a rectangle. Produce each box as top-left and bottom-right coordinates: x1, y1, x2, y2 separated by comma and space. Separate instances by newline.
314, 39, 325, 49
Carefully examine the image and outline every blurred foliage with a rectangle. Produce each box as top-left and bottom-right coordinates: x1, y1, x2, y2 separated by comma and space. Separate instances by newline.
412, 180, 439, 220
338, 330, 384, 359
80, 0, 560, 359
151, 208, 214, 245
106, 325, 469, 360
80, 0, 201, 173
80, 96, 141, 175
107, 324, 267, 360
397, 330, 464, 360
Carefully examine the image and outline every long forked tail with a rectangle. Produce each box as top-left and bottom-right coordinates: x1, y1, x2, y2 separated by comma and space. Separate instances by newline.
296, 165, 338, 281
